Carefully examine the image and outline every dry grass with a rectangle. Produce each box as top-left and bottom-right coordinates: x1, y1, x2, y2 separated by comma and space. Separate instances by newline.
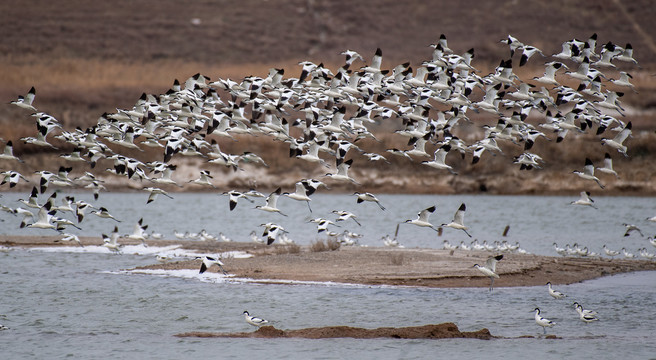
273, 243, 301, 255
310, 239, 341, 252
389, 253, 405, 266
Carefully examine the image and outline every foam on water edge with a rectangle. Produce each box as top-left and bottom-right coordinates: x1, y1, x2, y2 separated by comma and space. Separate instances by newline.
23, 245, 253, 259
125, 268, 369, 288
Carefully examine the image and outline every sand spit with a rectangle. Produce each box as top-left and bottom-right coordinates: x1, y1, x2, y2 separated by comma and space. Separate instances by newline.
5, 235, 656, 288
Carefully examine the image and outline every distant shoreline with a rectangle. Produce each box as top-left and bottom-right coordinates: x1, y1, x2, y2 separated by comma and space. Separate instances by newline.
5, 235, 656, 288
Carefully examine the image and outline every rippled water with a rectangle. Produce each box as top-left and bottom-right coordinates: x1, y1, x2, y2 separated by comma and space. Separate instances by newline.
1, 249, 655, 359
1, 192, 655, 256
1, 193, 656, 358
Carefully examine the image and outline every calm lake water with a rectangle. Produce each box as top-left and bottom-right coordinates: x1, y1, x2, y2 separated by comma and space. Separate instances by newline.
1, 193, 655, 359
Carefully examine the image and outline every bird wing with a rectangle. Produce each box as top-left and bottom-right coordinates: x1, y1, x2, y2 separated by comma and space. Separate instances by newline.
613, 124, 632, 145
418, 206, 436, 222
486, 254, 503, 272
452, 203, 466, 225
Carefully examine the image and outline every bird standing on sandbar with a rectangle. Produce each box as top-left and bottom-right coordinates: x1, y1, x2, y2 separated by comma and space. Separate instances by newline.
473, 254, 503, 291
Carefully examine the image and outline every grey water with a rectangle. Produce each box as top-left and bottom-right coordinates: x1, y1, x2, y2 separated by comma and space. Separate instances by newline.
1, 250, 655, 359
1, 193, 656, 359
1, 192, 655, 255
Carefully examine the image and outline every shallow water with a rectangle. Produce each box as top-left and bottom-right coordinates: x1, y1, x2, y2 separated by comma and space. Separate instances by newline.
0, 249, 655, 359
1, 193, 656, 359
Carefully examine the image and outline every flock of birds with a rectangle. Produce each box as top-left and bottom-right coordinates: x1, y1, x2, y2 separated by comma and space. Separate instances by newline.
533, 282, 600, 335
210, 274, 601, 333
0, 32, 652, 333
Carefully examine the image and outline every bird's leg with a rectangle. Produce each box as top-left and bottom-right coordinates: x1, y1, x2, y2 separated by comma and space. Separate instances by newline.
306, 201, 312, 213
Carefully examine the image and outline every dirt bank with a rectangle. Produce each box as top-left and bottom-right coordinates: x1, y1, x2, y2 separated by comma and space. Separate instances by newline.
175, 323, 493, 340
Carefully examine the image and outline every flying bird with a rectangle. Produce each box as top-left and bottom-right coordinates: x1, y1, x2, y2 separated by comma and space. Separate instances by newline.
441, 203, 472, 237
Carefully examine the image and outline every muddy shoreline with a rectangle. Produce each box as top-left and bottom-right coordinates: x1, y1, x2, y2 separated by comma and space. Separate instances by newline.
175, 323, 494, 340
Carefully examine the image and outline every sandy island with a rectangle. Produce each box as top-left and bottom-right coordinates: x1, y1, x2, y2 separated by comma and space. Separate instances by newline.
4, 235, 656, 288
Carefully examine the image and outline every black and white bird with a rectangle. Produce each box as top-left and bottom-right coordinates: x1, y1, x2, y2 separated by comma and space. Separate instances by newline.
260, 222, 286, 245
622, 223, 643, 237
596, 153, 619, 178
255, 187, 287, 216
1, 171, 29, 188
309, 217, 339, 233
569, 191, 597, 209
601, 121, 631, 157
421, 144, 457, 174
572, 158, 605, 189
27, 202, 57, 230
621, 247, 637, 259
188, 170, 216, 188
533, 308, 556, 334
441, 203, 471, 237
332, 210, 362, 226
126, 218, 149, 246
102, 226, 123, 254
519, 45, 545, 66
223, 190, 254, 211
143, 187, 174, 204
403, 205, 439, 232
283, 181, 313, 212
242, 311, 269, 327
573, 302, 598, 322
473, 254, 503, 291
353, 192, 385, 210
56, 233, 83, 247
574, 303, 600, 324
91, 207, 121, 222
197, 256, 227, 275
10, 86, 37, 111
0, 141, 23, 162
546, 282, 567, 299
324, 159, 360, 185
603, 244, 620, 258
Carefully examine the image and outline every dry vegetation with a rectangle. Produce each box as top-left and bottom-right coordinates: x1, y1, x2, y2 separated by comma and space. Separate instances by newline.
274, 243, 302, 255
310, 238, 341, 252
1, 0, 656, 194
389, 253, 405, 266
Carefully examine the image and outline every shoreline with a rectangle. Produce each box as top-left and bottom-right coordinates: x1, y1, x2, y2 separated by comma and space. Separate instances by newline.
4, 235, 656, 288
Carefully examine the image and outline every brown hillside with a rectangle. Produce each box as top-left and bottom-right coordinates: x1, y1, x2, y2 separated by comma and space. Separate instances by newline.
0, 0, 655, 194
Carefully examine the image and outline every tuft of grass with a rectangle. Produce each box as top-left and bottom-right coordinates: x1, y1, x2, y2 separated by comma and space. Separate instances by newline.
389, 253, 404, 266
274, 243, 301, 255
310, 238, 341, 252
